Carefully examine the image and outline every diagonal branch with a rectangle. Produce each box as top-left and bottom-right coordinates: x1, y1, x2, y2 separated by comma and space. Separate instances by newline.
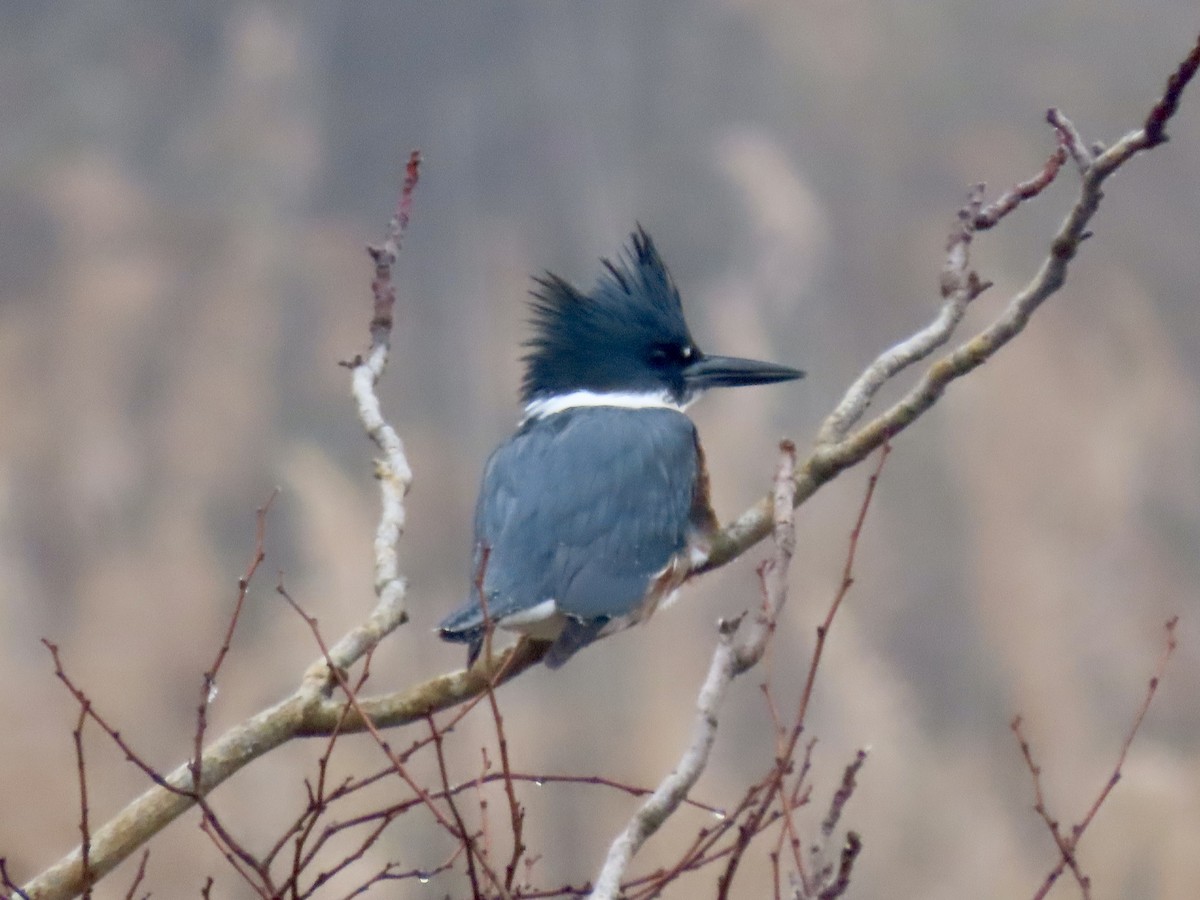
698, 32, 1200, 574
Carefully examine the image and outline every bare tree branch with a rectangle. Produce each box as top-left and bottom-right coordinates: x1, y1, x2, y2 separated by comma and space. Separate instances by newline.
1017, 616, 1179, 900
699, 32, 1200, 574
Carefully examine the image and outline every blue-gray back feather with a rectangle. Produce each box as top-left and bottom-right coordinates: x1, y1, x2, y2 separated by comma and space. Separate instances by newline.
438, 406, 700, 666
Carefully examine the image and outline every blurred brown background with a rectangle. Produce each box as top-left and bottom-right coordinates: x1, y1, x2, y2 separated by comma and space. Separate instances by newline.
2, 3, 1199, 897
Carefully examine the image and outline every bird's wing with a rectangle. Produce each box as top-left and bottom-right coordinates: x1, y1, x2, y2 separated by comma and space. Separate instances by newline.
463, 407, 699, 647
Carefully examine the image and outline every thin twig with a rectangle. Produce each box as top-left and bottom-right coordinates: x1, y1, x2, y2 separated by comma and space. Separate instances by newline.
1012, 715, 1089, 895
272, 658, 370, 895
1, 860, 33, 900
719, 445, 888, 898
1145, 34, 1200, 145
974, 143, 1068, 229
277, 584, 512, 900
192, 490, 276, 792
120, 849, 149, 900
1017, 616, 1179, 900
71, 703, 92, 899
425, 713, 483, 899
473, 549, 529, 890
1075, 616, 1179, 835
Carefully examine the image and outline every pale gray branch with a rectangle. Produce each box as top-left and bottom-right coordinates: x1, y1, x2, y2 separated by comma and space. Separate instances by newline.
815, 184, 986, 446
697, 105, 1171, 577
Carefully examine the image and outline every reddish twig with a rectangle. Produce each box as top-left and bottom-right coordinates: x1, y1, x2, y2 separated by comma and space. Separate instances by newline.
425, 713, 484, 899
625, 802, 787, 900
120, 849, 149, 900
760, 679, 808, 883
39, 534, 285, 899
1145, 33, 1200, 146
276, 582, 511, 899
718, 443, 889, 898
366, 151, 421, 348
71, 702, 92, 898
1076, 617, 1178, 835
473, 548, 528, 891
478, 748, 494, 867
1015, 616, 1179, 900
801, 442, 890, 726
196, 815, 271, 898
42, 490, 281, 892
192, 490, 276, 792
272, 657, 374, 897
973, 143, 1069, 230
42, 642, 185, 794
1012, 714, 1087, 894
0, 860, 32, 900
345, 858, 457, 897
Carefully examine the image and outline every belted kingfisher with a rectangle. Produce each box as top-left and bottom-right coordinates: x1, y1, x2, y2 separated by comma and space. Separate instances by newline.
438, 228, 803, 668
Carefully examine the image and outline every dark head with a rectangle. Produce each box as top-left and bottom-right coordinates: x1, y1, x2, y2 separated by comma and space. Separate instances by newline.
521, 227, 803, 411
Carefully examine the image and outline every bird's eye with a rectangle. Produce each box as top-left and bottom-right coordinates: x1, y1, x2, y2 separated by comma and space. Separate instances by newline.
649, 344, 690, 366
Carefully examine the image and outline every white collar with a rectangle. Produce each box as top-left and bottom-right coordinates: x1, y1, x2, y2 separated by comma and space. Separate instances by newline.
522, 389, 692, 421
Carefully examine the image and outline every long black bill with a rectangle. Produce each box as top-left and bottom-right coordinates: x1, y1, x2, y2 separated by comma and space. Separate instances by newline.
683, 353, 804, 390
